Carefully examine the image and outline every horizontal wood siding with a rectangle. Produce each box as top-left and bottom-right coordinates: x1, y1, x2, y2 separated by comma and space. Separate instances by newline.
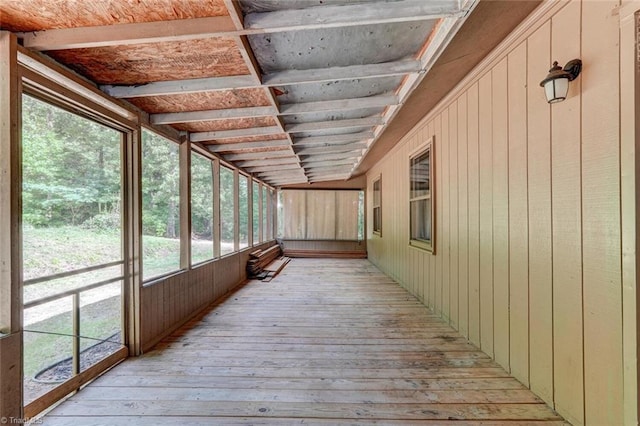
141, 242, 275, 352
366, 1, 632, 424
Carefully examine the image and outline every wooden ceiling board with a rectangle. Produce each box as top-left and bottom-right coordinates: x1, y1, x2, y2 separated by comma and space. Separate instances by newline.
126, 89, 271, 113
172, 117, 277, 132
0, 0, 228, 32
48, 38, 249, 85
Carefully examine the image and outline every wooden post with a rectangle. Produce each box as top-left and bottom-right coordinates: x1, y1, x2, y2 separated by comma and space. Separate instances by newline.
124, 128, 142, 356
0, 30, 24, 420
179, 134, 191, 268
213, 159, 221, 258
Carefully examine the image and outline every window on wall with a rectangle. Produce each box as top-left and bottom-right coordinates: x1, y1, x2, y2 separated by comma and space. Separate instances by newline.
190, 151, 214, 264
409, 138, 435, 252
220, 166, 235, 255
252, 181, 260, 245
372, 176, 382, 235
141, 129, 181, 280
238, 175, 249, 250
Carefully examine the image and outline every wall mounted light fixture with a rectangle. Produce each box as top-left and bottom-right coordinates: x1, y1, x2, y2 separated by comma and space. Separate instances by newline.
539, 59, 582, 103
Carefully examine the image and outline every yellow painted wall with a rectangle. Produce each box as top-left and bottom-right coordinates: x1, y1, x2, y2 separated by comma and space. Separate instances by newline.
366, 1, 636, 424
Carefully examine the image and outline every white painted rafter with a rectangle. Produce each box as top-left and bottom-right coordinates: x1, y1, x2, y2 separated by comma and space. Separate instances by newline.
286, 117, 382, 133
279, 94, 397, 115
206, 139, 290, 152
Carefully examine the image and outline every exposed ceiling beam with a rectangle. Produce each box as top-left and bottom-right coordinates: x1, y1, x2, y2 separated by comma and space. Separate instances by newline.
299, 151, 364, 162
245, 163, 302, 173
206, 139, 290, 152
17, 1, 462, 51
263, 60, 420, 86
257, 170, 307, 178
292, 131, 374, 146
244, 0, 461, 32
151, 106, 277, 125
295, 142, 368, 156
102, 60, 419, 99
301, 158, 357, 168
191, 126, 283, 142
18, 16, 238, 51
278, 94, 397, 115
236, 157, 300, 168
306, 168, 354, 178
223, 150, 293, 161
102, 75, 257, 99
286, 117, 382, 133
308, 174, 350, 183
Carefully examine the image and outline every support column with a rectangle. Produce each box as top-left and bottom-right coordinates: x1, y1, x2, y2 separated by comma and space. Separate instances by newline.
0, 31, 23, 420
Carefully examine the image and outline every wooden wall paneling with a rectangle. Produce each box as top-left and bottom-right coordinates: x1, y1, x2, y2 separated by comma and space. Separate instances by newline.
581, 0, 623, 423
550, 2, 584, 424
526, 20, 554, 406
457, 93, 469, 339
466, 82, 481, 347
449, 102, 459, 329
0, 31, 22, 420
478, 72, 494, 357
434, 115, 443, 316
507, 41, 529, 386
441, 107, 451, 323
620, 4, 639, 424
491, 57, 510, 371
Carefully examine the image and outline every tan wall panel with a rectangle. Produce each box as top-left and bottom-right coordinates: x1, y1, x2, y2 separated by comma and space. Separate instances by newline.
581, 0, 623, 423
478, 72, 494, 357
466, 82, 481, 348
526, 20, 554, 406
550, 3, 584, 424
491, 57, 510, 371
457, 94, 469, 339
507, 41, 529, 387
449, 103, 459, 330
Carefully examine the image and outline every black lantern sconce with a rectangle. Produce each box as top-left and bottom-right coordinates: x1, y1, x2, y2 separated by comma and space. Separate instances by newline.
539, 59, 582, 103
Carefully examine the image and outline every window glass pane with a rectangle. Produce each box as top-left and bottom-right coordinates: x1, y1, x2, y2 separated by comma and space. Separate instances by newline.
410, 149, 430, 199
373, 207, 381, 233
373, 179, 381, 206
191, 152, 214, 264
220, 166, 235, 255
262, 186, 268, 242
252, 181, 260, 245
239, 176, 249, 249
410, 198, 431, 242
22, 95, 123, 280
142, 129, 180, 280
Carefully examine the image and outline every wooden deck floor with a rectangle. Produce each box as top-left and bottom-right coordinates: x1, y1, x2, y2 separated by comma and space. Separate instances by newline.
41, 259, 567, 425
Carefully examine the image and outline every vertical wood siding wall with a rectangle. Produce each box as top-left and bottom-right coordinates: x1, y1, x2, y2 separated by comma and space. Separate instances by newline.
366, 1, 635, 424
140, 242, 274, 352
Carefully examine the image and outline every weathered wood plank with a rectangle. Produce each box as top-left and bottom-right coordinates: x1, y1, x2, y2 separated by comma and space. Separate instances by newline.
42, 259, 560, 424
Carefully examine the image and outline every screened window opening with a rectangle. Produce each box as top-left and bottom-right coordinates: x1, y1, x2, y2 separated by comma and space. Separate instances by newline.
220, 166, 235, 255
239, 175, 249, 250
141, 129, 181, 280
190, 151, 214, 264
373, 177, 382, 235
252, 181, 260, 245
261, 186, 268, 243
409, 138, 434, 252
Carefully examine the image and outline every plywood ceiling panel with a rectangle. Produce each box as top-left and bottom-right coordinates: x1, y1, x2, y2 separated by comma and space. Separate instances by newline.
173, 117, 277, 132
126, 89, 272, 113
0, 0, 228, 32
48, 38, 248, 85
